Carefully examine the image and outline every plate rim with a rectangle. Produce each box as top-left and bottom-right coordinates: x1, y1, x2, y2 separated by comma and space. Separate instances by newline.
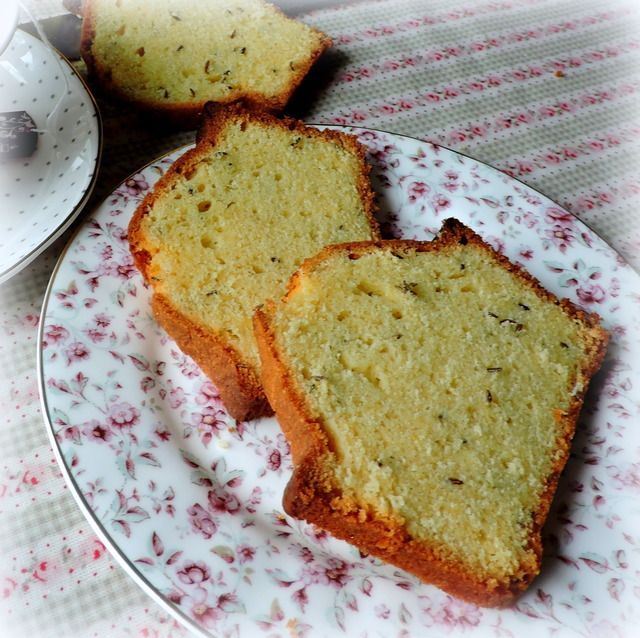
0, 27, 104, 285
36, 126, 639, 638
36, 141, 208, 638
37, 351, 212, 638
323, 123, 637, 275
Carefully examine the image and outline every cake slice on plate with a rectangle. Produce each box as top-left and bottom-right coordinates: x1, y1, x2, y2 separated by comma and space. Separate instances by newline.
254, 218, 608, 606
128, 104, 379, 421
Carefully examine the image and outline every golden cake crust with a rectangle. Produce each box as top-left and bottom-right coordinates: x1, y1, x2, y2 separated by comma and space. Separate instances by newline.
128, 103, 379, 421
80, 0, 331, 128
152, 293, 271, 421
253, 218, 609, 606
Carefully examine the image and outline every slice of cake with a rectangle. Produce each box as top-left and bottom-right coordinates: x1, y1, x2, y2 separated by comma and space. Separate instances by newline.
80, 0, 331, 126
128, 104, 379, 421
253, 218, 609, 606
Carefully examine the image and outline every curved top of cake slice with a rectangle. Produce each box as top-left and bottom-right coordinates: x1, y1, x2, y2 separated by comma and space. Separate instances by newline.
81, 0, 331, 125
128, 104, 379, 420
254, 218, 608, 605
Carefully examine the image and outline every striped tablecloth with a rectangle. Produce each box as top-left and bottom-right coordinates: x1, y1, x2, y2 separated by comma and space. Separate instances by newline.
1, 1, 638, 637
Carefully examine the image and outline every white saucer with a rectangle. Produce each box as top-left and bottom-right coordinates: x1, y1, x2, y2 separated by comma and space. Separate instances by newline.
0, 28, 102, 284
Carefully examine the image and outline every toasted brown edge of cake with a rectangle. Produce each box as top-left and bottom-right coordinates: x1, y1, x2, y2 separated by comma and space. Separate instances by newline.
128, 103, 380, 421
253, 217, 609, 606
79, 0, 332, 128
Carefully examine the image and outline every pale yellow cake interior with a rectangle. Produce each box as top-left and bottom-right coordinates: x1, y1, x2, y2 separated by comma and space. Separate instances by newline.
270, 243, 594, 581
88, 0, 326, 105
139, 119, 375, 369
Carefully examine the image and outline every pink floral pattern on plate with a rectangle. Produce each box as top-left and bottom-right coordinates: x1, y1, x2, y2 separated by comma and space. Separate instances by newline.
38, 128, 640, 638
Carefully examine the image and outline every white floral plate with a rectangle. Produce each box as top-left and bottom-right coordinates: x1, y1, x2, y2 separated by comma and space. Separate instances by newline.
0, 29, 102, 284
38, 127, 640, 638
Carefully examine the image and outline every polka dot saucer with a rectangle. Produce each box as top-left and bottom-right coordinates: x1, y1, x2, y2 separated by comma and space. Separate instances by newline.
0, 28, 102, 285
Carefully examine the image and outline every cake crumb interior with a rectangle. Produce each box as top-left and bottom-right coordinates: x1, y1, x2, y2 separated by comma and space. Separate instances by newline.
139, 119, 374, 368
271, 244, 591, 580
89, 0, 325, 105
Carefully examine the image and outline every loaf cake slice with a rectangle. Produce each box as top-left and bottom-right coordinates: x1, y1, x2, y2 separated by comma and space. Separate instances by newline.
80, 0, 331, 126
128, 104, 379, 421
253, 218, 608, 606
